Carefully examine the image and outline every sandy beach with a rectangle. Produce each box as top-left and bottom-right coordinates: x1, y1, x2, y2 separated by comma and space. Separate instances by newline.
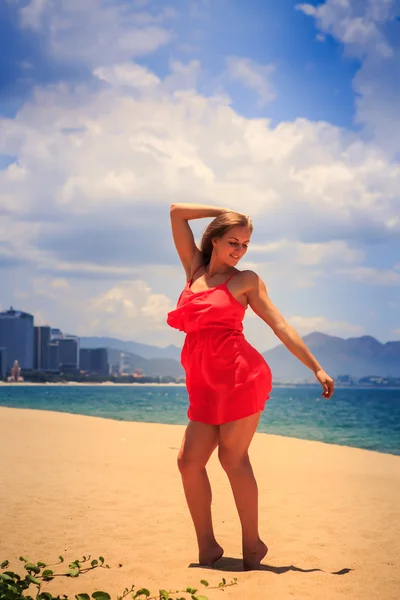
1, 406, 399, 600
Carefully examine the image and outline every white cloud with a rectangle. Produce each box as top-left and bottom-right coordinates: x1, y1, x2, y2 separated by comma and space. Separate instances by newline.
250, 239, 364, 266
289, 315, 365, 337
296, 0, 395, 58
94, 63, 161, 88
12, 273, 176, 342
18, 0, 173, 67
297, 0, 400, 154
0, 62, 399, 283
2, 0, 399, 345
337, 266, 400, 285
226, 57, 276, 106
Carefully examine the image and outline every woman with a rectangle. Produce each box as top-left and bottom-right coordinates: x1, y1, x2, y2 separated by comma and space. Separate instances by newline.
166, 203, 334, 570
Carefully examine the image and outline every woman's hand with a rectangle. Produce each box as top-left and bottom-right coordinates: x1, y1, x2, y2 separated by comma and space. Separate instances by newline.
315, 368, 335, 399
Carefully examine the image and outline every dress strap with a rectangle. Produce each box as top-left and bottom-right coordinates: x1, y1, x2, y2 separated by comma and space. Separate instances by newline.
224, 271, 239, 285
189, 264, 204, 284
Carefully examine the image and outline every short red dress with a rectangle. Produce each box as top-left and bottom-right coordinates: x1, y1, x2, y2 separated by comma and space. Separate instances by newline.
167, 266, 272, 425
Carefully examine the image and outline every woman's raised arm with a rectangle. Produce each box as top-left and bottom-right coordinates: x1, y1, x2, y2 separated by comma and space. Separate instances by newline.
169, 203, 228, 278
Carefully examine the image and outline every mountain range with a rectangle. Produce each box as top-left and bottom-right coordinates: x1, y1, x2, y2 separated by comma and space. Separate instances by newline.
80, 332, 400, 382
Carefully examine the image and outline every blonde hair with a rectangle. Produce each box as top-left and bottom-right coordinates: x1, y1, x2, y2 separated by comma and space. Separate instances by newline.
200, 212, 253, 265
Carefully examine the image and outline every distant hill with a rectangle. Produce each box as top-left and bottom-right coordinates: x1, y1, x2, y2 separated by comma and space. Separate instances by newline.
105, 347, 184, 378
80, 332, 400, 382
80, 337, 181, 361
263, 332, 400, 382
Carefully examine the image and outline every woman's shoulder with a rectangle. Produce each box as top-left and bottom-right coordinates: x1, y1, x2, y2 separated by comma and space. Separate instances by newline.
234, 269, 261, 290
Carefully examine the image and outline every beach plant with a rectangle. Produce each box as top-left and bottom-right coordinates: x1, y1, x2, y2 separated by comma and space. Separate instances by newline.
0, 555, 238, 600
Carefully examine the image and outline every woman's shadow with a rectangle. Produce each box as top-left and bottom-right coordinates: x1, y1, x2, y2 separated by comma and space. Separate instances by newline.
189, 556, 352, 575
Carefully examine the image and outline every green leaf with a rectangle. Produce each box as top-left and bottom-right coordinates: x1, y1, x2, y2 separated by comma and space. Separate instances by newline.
99, 557, 104, 565
91, 560, 98, 567
76, 594, 91, 600
159, 591, 169, 599
26, 574, 41, 585
0, 573, 14, 582
193, 596, 208, 600
1, 560, 9, 569
134, 589, 150, 598
37, 562, 47, 568
59, 555, 64, 563
5, 583, 20, 595
186, 588, 197, 594
91, 592, 111, 600
42, 569, 54, 578
4, 571, 20, 581
200, 580, 209, 587
19, 557, 29, 563
38, 593, 54, 600
222, 577, 226, 585
25, 563, 41, 574
69, 569, 80, 578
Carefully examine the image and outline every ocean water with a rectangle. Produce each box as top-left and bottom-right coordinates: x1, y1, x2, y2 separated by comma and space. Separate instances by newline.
0, 385, 399, 456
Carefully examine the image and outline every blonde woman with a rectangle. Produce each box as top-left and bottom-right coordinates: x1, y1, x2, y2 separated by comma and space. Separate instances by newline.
167, 203, 334, 570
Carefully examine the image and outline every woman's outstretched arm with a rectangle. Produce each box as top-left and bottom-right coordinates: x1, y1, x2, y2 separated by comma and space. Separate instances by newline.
169, 203, 229, 278
170, 203, 229, 220
244, 271, 335, 399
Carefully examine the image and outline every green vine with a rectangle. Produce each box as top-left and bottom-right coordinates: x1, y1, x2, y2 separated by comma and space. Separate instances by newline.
0, 555, 238, 600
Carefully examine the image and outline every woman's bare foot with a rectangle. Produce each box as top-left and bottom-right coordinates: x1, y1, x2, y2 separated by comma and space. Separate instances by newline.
243, 538, 268, 571
199, 542, 224, 567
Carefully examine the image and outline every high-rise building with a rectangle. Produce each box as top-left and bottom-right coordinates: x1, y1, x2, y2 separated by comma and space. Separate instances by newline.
0, 307, 34, 373
58, 336, 79, 373
48, 342, 60, 372
51, 328, 63, 341
0, 348, 6, 379
34, 326, 51, 371
80, 348, 109, 375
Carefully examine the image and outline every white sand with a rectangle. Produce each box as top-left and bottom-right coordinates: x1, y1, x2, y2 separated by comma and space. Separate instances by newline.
0, 406, 399, 599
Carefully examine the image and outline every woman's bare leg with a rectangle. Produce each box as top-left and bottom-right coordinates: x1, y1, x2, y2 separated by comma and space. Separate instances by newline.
218, 411, 268, 570
177, 420, 222, 566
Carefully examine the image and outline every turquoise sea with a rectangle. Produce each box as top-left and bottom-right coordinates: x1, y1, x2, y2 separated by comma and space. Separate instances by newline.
0, 385, 399, 456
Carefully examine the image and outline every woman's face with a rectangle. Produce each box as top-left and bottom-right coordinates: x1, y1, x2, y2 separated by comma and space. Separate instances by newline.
213, 226, 251, 265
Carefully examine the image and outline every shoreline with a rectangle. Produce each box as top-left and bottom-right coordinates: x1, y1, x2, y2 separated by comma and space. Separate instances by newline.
0, 402, 398, 458
1, 381, 398, 389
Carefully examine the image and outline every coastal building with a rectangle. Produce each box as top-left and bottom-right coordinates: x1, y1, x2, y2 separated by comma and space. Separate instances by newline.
50, 328, 63, 341
34, 326, 51, 371
48, 342, 60, 372
0, 307, 34, 374
58, 336, 80, 374
80, 348, 109, 375
0, 347, 6, 379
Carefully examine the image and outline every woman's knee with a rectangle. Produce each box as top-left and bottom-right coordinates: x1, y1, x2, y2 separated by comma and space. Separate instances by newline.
177, 451, 207, 474
218, 447, 250, 472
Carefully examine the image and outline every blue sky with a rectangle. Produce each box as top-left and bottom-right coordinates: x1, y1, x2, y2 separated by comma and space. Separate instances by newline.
0, 0, 399, 357
1, 0, 360, 126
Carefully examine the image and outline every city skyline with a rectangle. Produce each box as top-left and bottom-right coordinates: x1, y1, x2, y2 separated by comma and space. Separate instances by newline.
0, 0, 399, 354
0, 305, 109, 377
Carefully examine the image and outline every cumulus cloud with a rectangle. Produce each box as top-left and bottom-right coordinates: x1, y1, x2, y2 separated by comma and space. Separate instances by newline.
296, 0, 397, 58
18, 0, 174, 67
0, 58, 399, 323
1, 0, 399, 345
9, 272, 176, 343
337, 266, 400, 285
289, 315, 365, 337
226, 57, 276, 106
297, 0, 400, 154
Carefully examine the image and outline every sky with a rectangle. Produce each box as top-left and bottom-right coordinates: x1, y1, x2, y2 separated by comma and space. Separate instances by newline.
0, 0, 399, 353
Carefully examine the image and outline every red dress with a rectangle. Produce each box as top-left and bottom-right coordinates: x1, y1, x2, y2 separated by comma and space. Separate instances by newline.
167, 266, 273, 425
